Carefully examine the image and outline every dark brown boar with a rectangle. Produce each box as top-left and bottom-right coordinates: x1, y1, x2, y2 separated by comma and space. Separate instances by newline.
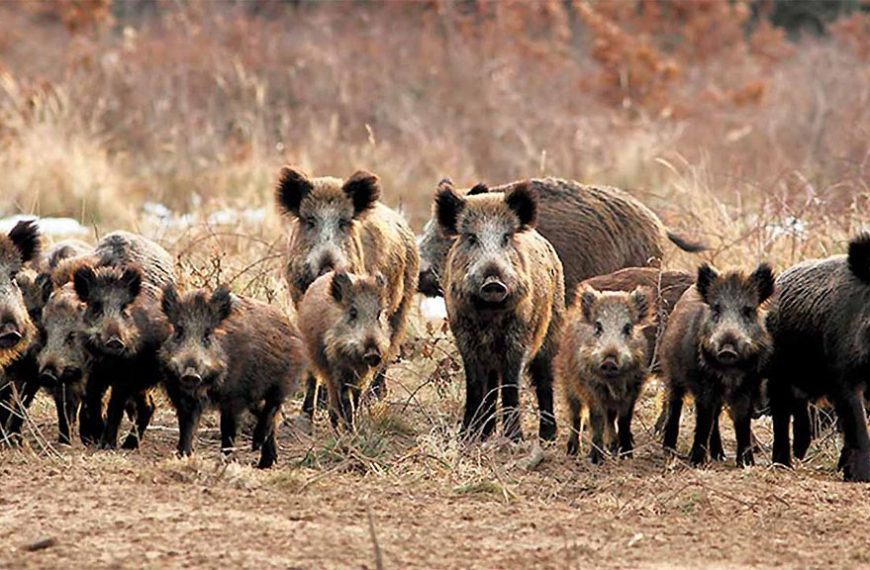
0, 221, 41, 440
92, 231, 176, 289
557, 286, 653, 462
766, 234, 870, 481
35, 284, 88, 444
274, 167, 419, 412
436, 182, 564, 441
297, 271, 392, 431
0, 239, 94, 440
159, 286, 306, 468
661, 263, 774, 467
418, 178, 704, 298
74, 264, 170, 449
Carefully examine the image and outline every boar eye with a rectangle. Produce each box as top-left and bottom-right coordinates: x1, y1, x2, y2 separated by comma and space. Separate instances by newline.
65, 332, 77, 346
90, 302, 103, 316
501, 233, 511, 247
742, 306, 755, 319
622, 324, 632, 337
710, 304, 721, 321
338, 219, 351, 231
203, 330, 213, 343
465, 234, 478, 246
175, 326, 185, 339
303, 217, 316, 230
594, 321, 604, 337
349, 307, 358, 321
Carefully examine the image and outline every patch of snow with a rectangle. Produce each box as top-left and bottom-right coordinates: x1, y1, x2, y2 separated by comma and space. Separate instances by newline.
420, 296, 448, 320
768, 216, 807, 240
0, 215, 89, 236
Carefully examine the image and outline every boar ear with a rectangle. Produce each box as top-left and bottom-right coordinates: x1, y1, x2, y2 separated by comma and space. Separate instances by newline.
73, 266, 96, 303
435, 185, 466, 237
437, 178, 455, 192
36, 273, 53, 305
9, 219, 41, 264
579, 287, 599, 322
343, 171, 381, 216
630, 287, 652, 322
467, 183, 489, 196
275, 166, 314, 218
505, 182, 538, 230
330, 271, 352, 303
120, 266, 142, 300
373, 272, 387, 289
696, 264, 718, 304
161, 284, 180, 321
848, 233, 870, 284
751, 263, 775, 304
211, 286, 234, 323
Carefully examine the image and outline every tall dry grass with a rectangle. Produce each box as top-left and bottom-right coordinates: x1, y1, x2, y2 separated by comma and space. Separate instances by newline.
0, 1, 866, 274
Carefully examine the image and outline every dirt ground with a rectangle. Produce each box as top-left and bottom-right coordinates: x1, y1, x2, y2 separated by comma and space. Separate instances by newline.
2, 366, 868, 570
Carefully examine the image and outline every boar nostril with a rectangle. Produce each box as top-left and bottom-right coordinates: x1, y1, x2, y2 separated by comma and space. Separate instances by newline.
418, 270, 443, 297
717, 345, 739, 364
106, 337, 126, 351
0, 323, 23, 349
363, 351, 382, 368
599, 357, 620, 376
40, 369, 58, 385
182, 372, 203, 384
480, 278, 508, 302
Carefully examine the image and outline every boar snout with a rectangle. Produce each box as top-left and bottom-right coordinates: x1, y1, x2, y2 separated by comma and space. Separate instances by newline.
181, 367, 203, 386
39, 367, 59, 386
480, 276, 509, 303
717, 343, 740, 365
418, 267, 443, 297
0, 321, 23, 349
105, 336, 126, 353
599, 354, 620, 377
363, 346, 382, 368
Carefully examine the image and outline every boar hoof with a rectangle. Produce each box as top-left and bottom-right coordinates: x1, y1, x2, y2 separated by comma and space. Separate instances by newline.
738, 450, 755, 467
121, 436, 140, 450
587, 448, 604, 465
689, 448, 706, 467
566, 436, 580, 456
842, 450, 870, 482
539, 422, 557, 442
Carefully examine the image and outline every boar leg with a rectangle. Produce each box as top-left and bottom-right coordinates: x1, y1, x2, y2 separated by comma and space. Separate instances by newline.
220, 408, 239, 454
709, 403, 725, 461
529, 355, 557, 441
175, 399, 203, 457
500, 358, 524, 442
5, 379, 40, 440
566, 394, 583, 456
605, 409, 618, 455
53, 384, 79, 445
480, 370, 499, 440
662, 385, 685, 453
731, 393, 754, 467
122, 391, 155, 450
617, 398, 637, 458
80, 378, 108, 446
460, 359, 485, 440
792, 398, 812, 460
689, 394, 716, 466
833, 386, 870, 482
301, 373, 320, 420
101, 388, 128, 449
769, 380, 793, 468
587, 407, 606, 465
255, 396, 281, 469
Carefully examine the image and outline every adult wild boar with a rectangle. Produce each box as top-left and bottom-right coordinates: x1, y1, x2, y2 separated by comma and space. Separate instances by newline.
558, 286, 653, 462
766, 234, 870, 481
160, 285, 306, 468
418, 178, 704, 298
274, 167, 419, 413
436, 182, 564, 441
661, 263, 774, 467
0, 220, 41, 439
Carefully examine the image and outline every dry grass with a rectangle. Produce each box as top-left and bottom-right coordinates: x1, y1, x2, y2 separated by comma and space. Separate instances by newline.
2, 2, 870, 568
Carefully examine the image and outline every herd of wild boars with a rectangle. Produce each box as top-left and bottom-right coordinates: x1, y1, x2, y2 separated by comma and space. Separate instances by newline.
0, 167, 868, 483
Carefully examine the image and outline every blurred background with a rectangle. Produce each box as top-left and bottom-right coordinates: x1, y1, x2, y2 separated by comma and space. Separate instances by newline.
1, 0, 868, 268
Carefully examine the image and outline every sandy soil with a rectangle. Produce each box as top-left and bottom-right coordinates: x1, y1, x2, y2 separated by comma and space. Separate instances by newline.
1, 378, 867, 570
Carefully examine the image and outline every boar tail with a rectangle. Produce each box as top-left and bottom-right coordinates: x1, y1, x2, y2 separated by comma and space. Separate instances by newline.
666, 230, 707, 253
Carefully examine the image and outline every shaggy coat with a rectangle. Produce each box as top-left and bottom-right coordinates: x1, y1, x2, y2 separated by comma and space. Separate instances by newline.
418, 177, 703, 298
437, 182, 564, 441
